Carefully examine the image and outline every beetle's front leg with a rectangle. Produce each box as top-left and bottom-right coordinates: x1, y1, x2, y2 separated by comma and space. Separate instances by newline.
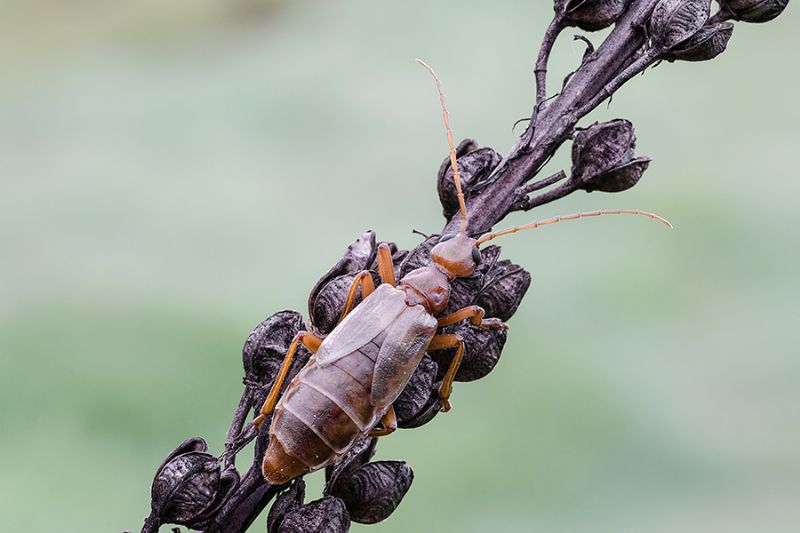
253, 331, 322, 428
428, 333, 465, 412
436, 305, 509, 330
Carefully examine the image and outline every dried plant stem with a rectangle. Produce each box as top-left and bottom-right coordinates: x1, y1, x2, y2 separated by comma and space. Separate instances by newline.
534, 16, 566, 115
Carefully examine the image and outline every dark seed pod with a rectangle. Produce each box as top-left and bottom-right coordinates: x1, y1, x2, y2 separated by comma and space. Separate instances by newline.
437, 139, 503, 219
557, 0, 633, 31
581, 156, 651, 192
268, 479, 306, 533
572, 119, 634, 181
149, 437, 239, 530
649, 0, 712, 50
278, 496, 350, 533
242, 311, 305, 386
718, 0, 789, 22
666, 22, 733, 62
308, 231, 377, 332
325, 437, 377, 490
397, 388, 444, 429
431, 323, 508, 382
476, 259, 532, 321
571, 119, 652, 194
309, 271, 381, 335
393, 356, 439, 425
329, 461, 414, 525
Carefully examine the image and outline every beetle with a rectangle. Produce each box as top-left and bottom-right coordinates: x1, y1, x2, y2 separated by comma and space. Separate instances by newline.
251, 60, 671, 485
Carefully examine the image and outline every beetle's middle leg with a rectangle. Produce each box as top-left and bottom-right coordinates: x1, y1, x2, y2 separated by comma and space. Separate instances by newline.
367, 405, 397, 437
338, 271, 376, 323
428, 333, 465, 412
337, 243, 396, 322
253, 331, 322, 428
436, 305, 509, 330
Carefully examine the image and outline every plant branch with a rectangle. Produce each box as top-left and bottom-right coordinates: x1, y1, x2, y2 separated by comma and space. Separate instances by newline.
534, 16, 566, 117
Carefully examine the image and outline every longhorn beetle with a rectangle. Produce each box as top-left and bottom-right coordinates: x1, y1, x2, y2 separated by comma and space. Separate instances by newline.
252, 59, 671, 485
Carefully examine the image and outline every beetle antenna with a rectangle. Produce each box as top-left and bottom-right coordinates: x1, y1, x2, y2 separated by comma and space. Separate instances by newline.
416, 58, 468, 235
476, 209, 673, 245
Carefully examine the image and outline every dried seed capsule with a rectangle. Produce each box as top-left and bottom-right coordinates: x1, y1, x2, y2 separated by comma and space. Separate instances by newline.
329, 461, 414, 524
570, 119, 652, 193
556, 0, 633, 31
309, 271, 381, 335
431, 323, 508, 382
571, 119, 637, 184
581, 156, 651, 192
148, 437, 239, 530
278, 496, 350, 533
718, 0, 789, 22
650, 0, 712, 50
666, 22, 734, 62
268, 479, 306, 533
476, 259, 532, 321
572, 119, 635, 182
392, 355, 439, 425
397, 387, 444, 429
325, 438, 377, 490
437, 139, 502, 219
242, 311, 305, 386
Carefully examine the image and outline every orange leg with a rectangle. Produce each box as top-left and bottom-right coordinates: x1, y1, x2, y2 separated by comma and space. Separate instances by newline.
367, 405, 397, 437
376, 242, 396, 287
338, 271, 376, 323
428, 334, 465, 412
253, 331, 322, 428
337, 244, 396, 323
437, 305, 509, 330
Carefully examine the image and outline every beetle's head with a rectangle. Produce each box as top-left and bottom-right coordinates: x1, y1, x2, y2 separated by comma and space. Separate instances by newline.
430, 231, 480, 279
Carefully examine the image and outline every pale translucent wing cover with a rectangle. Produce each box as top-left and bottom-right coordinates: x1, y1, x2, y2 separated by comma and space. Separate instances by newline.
370, 305, 437, 409
315, 284, 407, 368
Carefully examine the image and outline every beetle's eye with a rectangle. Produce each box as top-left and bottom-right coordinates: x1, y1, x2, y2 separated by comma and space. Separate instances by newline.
471, 247, 482, 265
438, 232, 456, 243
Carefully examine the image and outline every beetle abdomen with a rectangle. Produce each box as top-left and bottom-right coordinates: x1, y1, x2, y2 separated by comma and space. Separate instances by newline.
262, 333, 387, 484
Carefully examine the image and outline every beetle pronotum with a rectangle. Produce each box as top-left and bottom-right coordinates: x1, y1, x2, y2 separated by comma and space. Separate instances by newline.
252, 59, 671, 485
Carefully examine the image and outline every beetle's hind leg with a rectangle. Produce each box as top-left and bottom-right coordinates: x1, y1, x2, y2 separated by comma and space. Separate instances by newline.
436, 305, 508, 330
367, 406, 397, 437
253, 331, 322, 428
428, 334, 465, 412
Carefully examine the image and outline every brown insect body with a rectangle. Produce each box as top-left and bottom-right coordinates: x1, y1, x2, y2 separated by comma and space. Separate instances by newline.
254, 60, 671, 486
263, 281, 442, 484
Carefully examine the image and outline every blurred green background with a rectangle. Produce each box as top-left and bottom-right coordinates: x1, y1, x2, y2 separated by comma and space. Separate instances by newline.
1, 1, 798, 532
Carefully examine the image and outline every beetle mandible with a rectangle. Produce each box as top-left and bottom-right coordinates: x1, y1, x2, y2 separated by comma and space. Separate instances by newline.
252, 59, 671, 485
